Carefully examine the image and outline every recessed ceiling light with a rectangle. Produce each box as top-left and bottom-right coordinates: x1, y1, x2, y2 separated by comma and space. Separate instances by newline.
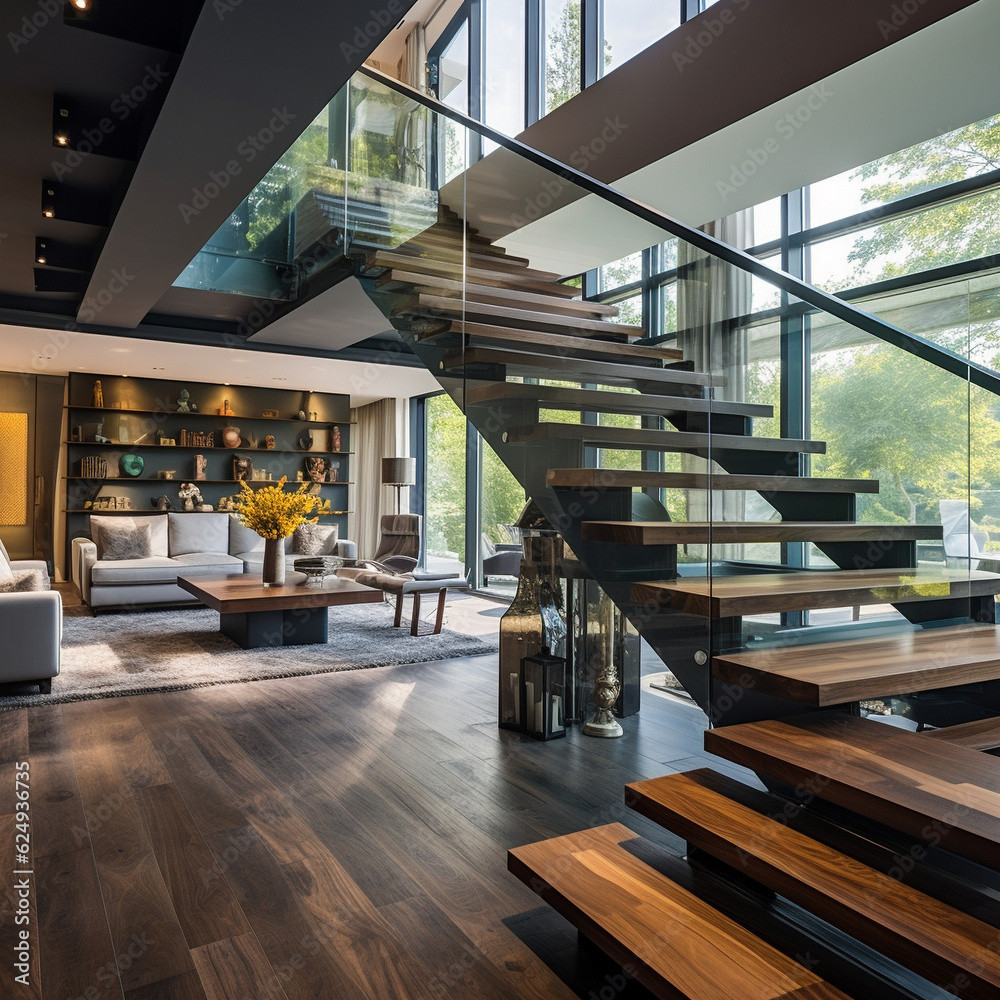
54, 133, 69, 146
43, 210, 53, 218
71, 0, 90, 9
36, 256, 46, 265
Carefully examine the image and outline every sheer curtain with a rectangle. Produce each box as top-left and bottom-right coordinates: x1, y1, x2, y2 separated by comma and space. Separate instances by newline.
677, 211, 754, 561
351, 398, 408, 561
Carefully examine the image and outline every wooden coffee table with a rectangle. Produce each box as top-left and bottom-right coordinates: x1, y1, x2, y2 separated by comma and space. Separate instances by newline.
177, 574, 382, 649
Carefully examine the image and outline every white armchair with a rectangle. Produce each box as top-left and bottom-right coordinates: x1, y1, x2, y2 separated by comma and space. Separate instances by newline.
0, 539, 60, 692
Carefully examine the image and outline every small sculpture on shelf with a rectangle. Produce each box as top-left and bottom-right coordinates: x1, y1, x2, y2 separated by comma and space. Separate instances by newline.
176, 388, 198, 413
297, 429, 312, 451
327, 461, 340, 483
179, 429, 213, 448
217, 495, 238, 513
261, 408, 279, 419
264, 435, 275, 450
222, 426, 241, 449
194, 454, 207, 481
91, 379, 104, 408
178, 482, 211, 512
304, 456, 328, 484
233, 456, 253, 483
219, 398, 234, 417
94, 421, 110, 444
330, 425, 342, 452
151, 495, 171, 511
157, 470, 176, 480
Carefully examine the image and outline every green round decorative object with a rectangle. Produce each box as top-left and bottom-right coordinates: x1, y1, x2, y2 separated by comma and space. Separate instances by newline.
120, 454, 144, 478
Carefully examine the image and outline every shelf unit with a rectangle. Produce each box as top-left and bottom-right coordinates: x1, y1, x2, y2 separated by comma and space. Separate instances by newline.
65, 441, 354, 456
64, 404, 358, 428
65, 373, 354, 568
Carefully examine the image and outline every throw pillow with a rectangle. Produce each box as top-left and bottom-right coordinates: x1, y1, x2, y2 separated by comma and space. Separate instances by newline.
292, 522, 339, 555
94, 522, 153, 561
0, 569, 46, 593
0, 547, 13, 586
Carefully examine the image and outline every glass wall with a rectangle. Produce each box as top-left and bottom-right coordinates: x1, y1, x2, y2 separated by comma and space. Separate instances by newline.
485, 0, 526, 142
601, 0, 681, 77
418, 392, 527, 596
423, 392, 467, 576
430, 0, 687, 138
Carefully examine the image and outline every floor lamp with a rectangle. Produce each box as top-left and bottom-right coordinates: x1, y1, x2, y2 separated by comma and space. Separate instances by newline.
381, 457, 416, 515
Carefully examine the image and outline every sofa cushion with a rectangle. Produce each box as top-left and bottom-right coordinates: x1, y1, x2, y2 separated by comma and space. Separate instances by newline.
171, 552, 244, 575
228, 515, 265, 556
90, 552, 243, 586
293, 522, 339, 555
90, 514, 168, 557
0, 569, 47, 593
168, 513, 230, 556
94, 521, 152, 561
91, 556, 181, 586
0, 547, 13, 586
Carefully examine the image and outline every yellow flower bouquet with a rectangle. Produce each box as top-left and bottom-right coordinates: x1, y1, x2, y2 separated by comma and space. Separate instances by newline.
235, 477, 331, 586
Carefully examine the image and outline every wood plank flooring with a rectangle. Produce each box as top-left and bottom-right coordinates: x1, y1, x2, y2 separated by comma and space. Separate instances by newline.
0, 634, 719, 999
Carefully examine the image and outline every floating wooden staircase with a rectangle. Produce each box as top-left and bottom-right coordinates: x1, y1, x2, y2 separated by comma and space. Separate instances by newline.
353, 208, 1000, 1000
358, 213, 1000, 724
511, 717, 1000, 999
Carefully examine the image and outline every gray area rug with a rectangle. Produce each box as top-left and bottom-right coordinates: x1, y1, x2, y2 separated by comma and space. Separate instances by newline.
0, 605, 497, 710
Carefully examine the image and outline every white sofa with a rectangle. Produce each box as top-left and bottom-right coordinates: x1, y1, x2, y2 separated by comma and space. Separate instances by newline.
0, 538, 61, 691
72, 513, 357, 610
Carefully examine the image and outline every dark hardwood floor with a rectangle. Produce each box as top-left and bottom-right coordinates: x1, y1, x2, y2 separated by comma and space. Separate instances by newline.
0, 649, 727, 1000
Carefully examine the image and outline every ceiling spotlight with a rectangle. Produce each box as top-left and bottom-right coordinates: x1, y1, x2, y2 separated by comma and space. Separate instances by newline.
71, 0, 90, 9
36, 256, 46, 264
43, 210, 54, 218
54, 133, 69, 146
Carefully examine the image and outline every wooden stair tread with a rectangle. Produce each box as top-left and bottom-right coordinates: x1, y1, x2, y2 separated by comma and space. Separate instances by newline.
399, 292, 645, 339
633, 568, 1000, 617
713, 623, 1000, 707
626, 769, 1000, 998
582, 521, 941, 545
922, 716, 1000, 752
367, 251, 581, 297
377, 268, 621, 317
402, 227, 517, 258
469, 383, 765, 418
545, 469, 880, 493
393, 242, 537, 273
508, 822, 855, 1000
705, 714, 1000, 870
445, 346, 715, 389
420, 321, 680, 361
507, 422, 825, 455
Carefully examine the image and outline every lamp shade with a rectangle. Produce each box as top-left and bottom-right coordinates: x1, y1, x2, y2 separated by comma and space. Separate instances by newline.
381, 457, 416, 486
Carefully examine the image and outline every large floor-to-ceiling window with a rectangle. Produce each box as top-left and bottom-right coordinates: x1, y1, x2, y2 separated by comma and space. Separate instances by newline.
414, 391, 527, 595
430, 0, 690, 139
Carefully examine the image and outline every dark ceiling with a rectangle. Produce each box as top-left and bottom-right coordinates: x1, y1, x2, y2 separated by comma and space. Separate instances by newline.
0, 0, 199, 309
0, 0, 418, 363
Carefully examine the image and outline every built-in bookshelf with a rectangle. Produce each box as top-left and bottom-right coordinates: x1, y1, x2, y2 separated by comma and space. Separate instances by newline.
64, 374, 353, 563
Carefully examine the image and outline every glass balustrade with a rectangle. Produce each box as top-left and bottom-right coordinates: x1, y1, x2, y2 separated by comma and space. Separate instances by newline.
177, 67, 1000, 726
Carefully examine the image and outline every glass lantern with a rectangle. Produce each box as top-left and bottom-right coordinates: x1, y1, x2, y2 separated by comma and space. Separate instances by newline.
498, 528, 565, 732
521, 652, 567, 741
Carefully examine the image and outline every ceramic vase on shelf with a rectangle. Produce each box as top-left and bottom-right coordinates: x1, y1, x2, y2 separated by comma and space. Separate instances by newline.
262, 537, 286, 587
